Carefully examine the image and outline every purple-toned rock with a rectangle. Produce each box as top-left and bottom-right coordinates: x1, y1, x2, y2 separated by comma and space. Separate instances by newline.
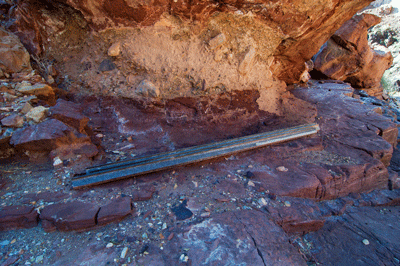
50, 99, 89, 133
0, 205, 38, 231
179, 210, 307, 265
131, 185, 155, 201
40, 201, 99, 232
265, 197, 325, 235
10, 119, 88, 151
251, 163, 321, 199
97, 197, 134, 226
1, 114, 24, 128
301, 206, 400, 265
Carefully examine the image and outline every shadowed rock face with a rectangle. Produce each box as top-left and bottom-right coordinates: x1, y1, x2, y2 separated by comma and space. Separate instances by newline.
50, 0, 373, 84
7, 0, 374, 103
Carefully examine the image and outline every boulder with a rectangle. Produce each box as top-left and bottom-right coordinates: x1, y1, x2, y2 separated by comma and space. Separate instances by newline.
0, 27, 32, 74
50, 99, 89, 133
10, 119, 87, 151
0, 205, 38, 231
313, 14, 393, 96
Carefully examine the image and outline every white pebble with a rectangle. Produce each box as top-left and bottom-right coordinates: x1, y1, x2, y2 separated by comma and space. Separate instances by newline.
106, 243, 114, 248
258, 198, 268, 206
121, 247, 128, 258
362, 239, 370, 245
276, 166, 288, 172
53, 157, 62, 167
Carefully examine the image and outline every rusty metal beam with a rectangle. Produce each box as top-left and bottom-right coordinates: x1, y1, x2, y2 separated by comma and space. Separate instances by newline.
71, 123, 320, 189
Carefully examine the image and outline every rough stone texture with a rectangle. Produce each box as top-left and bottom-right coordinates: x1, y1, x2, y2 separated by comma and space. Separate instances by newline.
0, 205, 38, 231
17, 83, 54, 98
176, 210, 307, 265
1, 114, 24, 128
313, 14, 393, 96
25, 106, 48, 123
291, 81, 396, 199
49, 0, 373, 82
40, 201, 99, 232
136, 80, 160, 98
0, 27, 31, 74
6, 0, 374, 110
301, 206, 400, 265
265, 197, 325, 235
50, 99, 89, 133
9, 119, 88, 151
97, 197, 134, 226
80, 81, 396, 200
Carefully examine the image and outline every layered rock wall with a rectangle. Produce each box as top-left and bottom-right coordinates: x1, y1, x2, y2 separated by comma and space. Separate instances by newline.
4, 0, 374, 114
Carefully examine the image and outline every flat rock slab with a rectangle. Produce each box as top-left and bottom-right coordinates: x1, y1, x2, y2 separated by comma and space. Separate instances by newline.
40, 201, 99, 232
301, 206, 400, 265
0, 205, 38, 230
10, 119, 82, 151
138, 210, 307, 265
97, 197, 134, 226
265, 197, 325, 235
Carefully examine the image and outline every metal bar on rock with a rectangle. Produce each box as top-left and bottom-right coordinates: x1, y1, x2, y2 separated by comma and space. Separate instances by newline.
71, 123, 320, 189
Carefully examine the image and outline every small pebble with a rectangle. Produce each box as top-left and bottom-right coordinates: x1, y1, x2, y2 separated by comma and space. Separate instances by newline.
120, 247, 128, 259
10, 239, 16, 244
35, 255, 43, 263
284, 201, 291, 207
162, 223, 167, 230
362, 239, 370, 245
276, 166, 288, 172
201, 212, 211, 217
106, 243, 114, 248
0, 240, 10, 246
258, 198, 268, 206
245, 171, 255, 178
53, 157, 63, 167
247, 180, 255, 187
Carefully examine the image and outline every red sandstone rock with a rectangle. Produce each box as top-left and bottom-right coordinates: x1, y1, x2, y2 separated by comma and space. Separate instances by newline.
265, 198, 325, 235
302, 206, 400, 265
50, 99, 89, 133
313, 14, 393, 96
9, 0, 374, 90
0, 205, 38, 231
177, 210, 307, 265
40, 201, 99, 232
10, 119, 90, 151
131, 185, 155, 201
0, 27, 32, 74
97, 197, 134, 226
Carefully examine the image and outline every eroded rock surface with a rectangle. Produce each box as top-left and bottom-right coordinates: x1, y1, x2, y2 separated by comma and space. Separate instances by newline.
313, 13, 393, 97
0, 27, 32, 76
2, 0, 376, 114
